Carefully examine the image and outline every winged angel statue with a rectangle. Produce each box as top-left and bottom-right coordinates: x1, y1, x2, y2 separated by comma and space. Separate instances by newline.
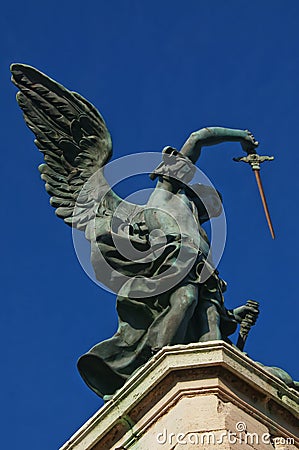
11, 64, 263, 398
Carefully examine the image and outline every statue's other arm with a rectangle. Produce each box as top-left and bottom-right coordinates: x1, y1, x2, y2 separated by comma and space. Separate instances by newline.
180, 127, 258, 164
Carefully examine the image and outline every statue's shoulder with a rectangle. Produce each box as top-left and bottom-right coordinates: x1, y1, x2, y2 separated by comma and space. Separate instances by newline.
186, 184, 223, 223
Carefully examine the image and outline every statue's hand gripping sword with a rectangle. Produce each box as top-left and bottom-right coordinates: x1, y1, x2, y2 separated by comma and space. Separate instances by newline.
236, 299, 260, 352
233, 153, 275, 239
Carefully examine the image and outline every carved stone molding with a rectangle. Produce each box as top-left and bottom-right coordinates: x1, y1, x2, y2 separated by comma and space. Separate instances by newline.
61, 341, 299, 450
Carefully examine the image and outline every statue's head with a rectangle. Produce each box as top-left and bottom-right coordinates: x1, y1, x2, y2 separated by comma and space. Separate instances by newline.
159, 146, 196, 184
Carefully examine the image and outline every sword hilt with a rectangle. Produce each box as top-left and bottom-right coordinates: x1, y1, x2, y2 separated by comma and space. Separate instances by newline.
233, 153, 274, 170
236, 299, 260, 351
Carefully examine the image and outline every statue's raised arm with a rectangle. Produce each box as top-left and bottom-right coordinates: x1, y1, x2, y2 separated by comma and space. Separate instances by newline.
181, 127, 259, 163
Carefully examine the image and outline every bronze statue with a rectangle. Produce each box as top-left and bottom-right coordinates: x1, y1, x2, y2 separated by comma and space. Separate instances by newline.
12, 64, 297, 399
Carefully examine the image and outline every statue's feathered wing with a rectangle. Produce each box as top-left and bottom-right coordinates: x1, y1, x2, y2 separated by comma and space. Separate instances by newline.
11, 63, 140, 231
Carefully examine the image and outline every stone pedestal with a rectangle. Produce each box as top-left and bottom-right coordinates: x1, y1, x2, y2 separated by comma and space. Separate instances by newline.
60, 341, 299, 450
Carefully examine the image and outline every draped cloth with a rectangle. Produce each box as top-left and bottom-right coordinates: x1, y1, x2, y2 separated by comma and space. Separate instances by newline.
77, 210, 237, 398
78, 154, 238, 398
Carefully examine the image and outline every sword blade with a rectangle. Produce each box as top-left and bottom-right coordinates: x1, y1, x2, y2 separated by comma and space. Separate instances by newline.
253, 169, 275, 239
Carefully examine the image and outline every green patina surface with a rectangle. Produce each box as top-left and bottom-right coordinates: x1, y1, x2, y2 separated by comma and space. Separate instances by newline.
11, 63, 297, 398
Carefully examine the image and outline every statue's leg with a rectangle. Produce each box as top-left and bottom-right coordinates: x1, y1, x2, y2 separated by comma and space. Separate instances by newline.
147, 283, 198, 350
197, 300, 222, 342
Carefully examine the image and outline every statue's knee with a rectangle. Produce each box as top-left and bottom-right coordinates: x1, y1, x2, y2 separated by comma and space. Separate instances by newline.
180, 290, 197, 309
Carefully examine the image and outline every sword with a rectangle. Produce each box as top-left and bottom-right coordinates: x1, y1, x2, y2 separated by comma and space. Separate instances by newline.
233, 153, 275, 239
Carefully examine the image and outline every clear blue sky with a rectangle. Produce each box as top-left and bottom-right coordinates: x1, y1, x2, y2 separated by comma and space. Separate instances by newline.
1, 1, 299, 449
